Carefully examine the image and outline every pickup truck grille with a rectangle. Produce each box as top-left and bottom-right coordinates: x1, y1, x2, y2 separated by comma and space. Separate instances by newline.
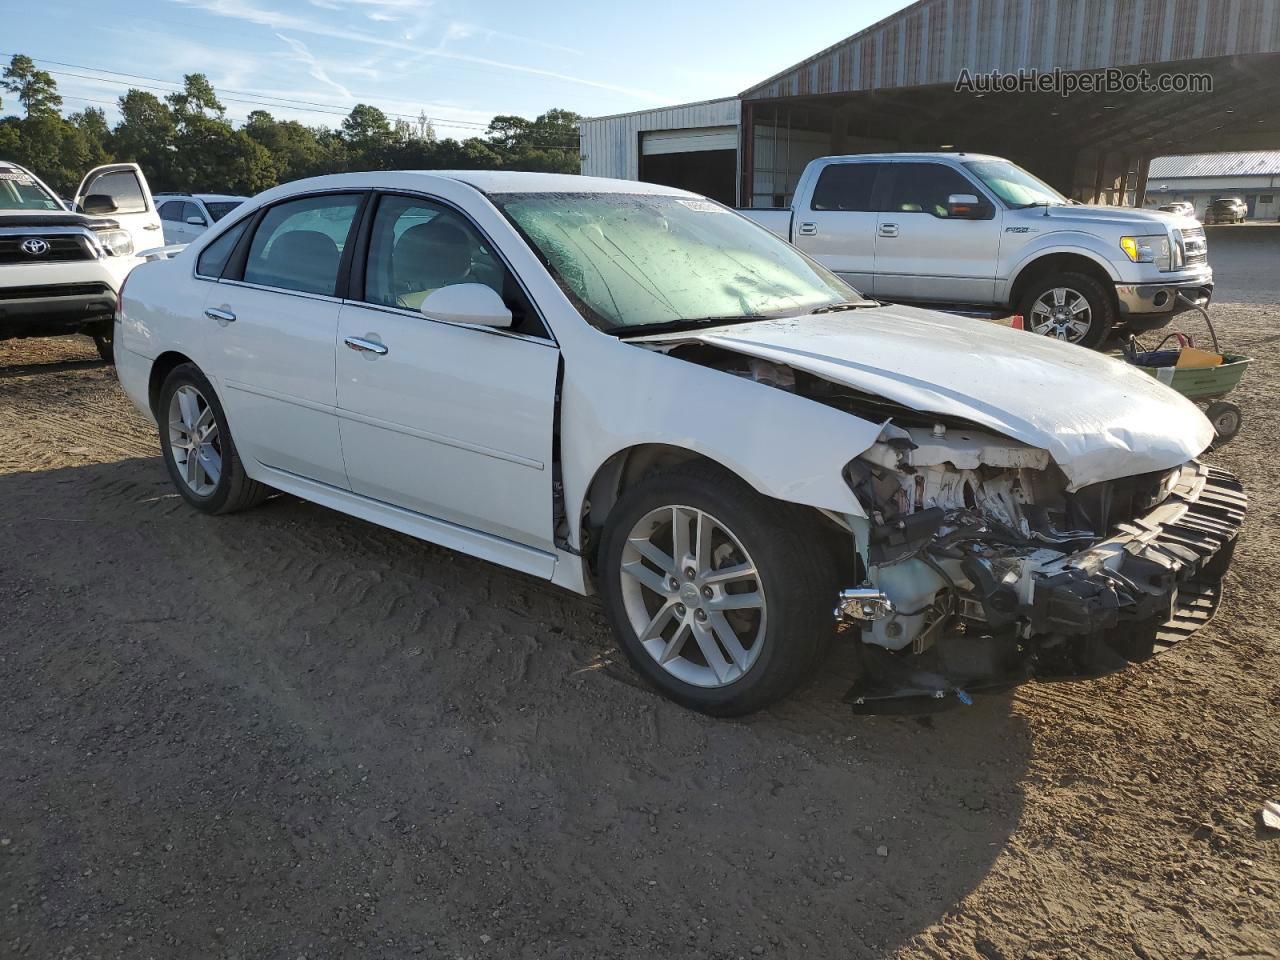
0, 234, 95, 264
1179, 226, 1207, 266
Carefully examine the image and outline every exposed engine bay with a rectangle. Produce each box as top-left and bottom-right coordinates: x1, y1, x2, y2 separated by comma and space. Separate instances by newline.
653, 342, 1248, 705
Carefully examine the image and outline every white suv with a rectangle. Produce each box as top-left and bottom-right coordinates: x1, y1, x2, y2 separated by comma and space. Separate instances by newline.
155, 193, 247, 245
113, 171, 1243, 715
1, 161, 160, 361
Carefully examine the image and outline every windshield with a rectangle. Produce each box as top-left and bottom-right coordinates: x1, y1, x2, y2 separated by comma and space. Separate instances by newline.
963, 159, 1067, 208
492, 192, 865, 332
205, 201, 242, 222
0, 168, 63, 211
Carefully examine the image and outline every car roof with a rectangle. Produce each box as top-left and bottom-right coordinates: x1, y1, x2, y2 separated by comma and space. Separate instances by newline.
250, 170, 702, 199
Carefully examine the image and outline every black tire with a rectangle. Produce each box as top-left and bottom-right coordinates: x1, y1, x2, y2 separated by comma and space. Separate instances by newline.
92, 328, 114, 364
598, 461, 837, 716
157, 363, 269, 515
1205, 400, 1242, 448
1019, 270, 1115, 350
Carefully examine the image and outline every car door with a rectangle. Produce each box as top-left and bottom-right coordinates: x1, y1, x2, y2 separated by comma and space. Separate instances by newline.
335, 192, 560, 555
73, 163, 162, 251
873, 161, 1003, 305
791, 160, 887, 295
202, 191, 366, 490
158, 200, 186, 244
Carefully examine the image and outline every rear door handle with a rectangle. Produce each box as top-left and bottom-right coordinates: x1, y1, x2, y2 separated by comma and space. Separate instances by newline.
878, 223, 899, 238
204, 307, 236, 323
796, 222, 817, 236
344, 336, 388, 356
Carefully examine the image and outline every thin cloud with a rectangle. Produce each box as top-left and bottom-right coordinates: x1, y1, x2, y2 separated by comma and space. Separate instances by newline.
275, 33, 353, 100
167, 0, 669, 102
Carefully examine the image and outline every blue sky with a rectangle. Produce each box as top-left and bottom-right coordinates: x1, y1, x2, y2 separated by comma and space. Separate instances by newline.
1, 0, 908, 135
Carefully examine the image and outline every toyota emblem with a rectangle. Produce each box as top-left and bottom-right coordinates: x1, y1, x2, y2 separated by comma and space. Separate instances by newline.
20, 237, 50, 256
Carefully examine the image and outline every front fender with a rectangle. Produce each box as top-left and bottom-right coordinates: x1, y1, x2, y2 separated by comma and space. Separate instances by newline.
1001, 236, 1123, 303
559, 336, 880, 545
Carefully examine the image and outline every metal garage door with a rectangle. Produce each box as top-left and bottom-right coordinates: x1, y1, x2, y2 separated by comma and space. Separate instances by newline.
641, 127, 738, 156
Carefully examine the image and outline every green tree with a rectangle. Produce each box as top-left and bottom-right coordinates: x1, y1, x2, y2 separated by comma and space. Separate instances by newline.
113, 90, 178, 188
2, 54, 63, 118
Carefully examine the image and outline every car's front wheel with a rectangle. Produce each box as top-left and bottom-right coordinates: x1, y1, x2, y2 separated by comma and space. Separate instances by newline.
598, 462, 837, 716
1019, 271, 1114, 349
157, 363, 269, 514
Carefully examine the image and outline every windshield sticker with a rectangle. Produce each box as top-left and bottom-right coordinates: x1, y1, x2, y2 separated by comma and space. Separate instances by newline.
0, 172, 36, 185
675, 199, 728, 213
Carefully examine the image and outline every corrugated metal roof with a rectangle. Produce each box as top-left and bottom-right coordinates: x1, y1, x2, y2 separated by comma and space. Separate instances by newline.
1149, 151, 1280, 178
741, 0, 1280, 101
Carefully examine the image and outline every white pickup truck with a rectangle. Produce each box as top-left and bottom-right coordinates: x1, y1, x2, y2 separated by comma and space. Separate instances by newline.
1, 161, 161, 362
740, 153, 1213, 349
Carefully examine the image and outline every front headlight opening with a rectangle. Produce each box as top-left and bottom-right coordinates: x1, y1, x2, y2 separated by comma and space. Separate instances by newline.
1119, 235, 1171, 270
97, 229, 134, 257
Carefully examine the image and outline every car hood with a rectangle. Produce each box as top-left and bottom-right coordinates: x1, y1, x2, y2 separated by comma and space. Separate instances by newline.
634, 305, 1214, 490
1034, 203, 1197, 231
0, 210, 120, 230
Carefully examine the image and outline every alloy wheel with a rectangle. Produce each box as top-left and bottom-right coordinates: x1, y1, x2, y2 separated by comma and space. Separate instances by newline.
617, 505, 767, 688
168, 384, 222, 497
1028, 286, 1092, 342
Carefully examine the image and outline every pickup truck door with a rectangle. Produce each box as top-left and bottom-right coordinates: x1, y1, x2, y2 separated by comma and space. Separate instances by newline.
873, 161, 1002, 305
788, 160, 888, 297
73, 163, 162, 253
335, 193, 560, 561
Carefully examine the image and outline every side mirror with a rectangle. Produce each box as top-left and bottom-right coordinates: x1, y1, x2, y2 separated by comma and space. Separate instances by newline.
419, 283, 512, 328
946, 193, 990, 219
186, 216, 207, 226
81, 193, 118, 215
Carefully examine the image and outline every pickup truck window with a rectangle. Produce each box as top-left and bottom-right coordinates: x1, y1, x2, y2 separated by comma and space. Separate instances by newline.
887, 163, 981, 217
962, 159, 1065, 208
493, 192, 859, 332
811, 163, 883, 212
0, 169, 61, 211
84, 170, 149, 215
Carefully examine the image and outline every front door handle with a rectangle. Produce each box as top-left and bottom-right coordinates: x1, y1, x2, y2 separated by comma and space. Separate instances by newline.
344, 336, 388, 356
878, 223, 899, 238
796, 221, 817, 236
204, 307, 236, 323
143, 224, 161, 231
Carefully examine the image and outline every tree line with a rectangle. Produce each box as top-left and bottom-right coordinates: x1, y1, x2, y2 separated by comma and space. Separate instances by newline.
0, 54, 582, 196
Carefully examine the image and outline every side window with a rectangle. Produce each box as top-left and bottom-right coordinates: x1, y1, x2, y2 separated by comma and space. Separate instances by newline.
887, 163, 984, 217
196, 217, 251, 278
159, 200, 185, 222
83, 171, 148, 214
811, 163, 882, 212
183, 201, 206, 225
242, 193, 362, 296
362, 194, 548, 337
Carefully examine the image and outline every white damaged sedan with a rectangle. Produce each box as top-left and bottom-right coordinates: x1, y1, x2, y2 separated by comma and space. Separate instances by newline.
113, 172, 1246, 715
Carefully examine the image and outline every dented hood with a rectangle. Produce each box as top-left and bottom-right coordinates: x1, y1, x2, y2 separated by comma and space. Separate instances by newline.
636, 305, 1214, 490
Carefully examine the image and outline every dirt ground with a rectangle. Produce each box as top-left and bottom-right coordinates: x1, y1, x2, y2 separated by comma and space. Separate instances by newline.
1, 224, 1277, 960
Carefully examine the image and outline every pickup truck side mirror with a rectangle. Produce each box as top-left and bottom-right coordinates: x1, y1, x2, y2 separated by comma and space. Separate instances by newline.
946, 193, 992, 219
419, 282, 513, 328
81, 193, 118, 215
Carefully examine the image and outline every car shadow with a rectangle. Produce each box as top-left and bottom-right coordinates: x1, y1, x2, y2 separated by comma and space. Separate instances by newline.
0, 455, 1028, 959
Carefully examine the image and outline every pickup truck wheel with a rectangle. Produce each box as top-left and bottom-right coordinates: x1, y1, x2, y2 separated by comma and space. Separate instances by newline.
1020, 272, 1113, 349
92, 330, 114, 364
157, 363, 269, 515
598, 462, 836, 716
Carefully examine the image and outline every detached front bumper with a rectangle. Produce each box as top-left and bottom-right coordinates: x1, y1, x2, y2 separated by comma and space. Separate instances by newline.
1115, 269, 1213, 327
848, 463, 1246, 708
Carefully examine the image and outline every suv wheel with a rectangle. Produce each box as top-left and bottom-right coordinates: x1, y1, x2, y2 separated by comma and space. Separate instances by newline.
92, 329, 114, 364
598, 461, 836, 716
157, 363, 269, 514
1020, 271, 1114, 349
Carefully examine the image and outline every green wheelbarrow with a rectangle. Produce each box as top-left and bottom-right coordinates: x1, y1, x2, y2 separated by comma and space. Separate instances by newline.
1123, 295, 1252, 447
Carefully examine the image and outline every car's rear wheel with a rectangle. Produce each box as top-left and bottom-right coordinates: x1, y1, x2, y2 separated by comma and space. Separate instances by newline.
598, 461, 836, 716
157, 363, 269, 514
1019, 271, 1114, 349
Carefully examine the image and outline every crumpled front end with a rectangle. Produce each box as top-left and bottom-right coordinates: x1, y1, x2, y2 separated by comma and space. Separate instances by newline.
839, 424, 1246, 706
